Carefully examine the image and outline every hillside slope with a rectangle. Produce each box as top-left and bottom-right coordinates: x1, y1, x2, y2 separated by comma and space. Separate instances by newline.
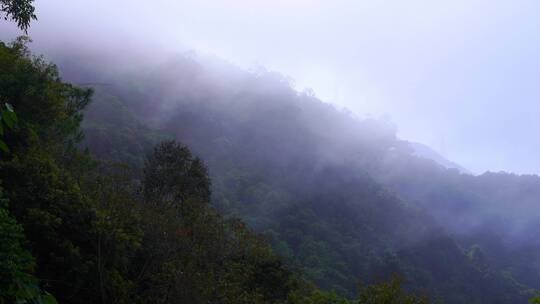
50, 48, 539, 303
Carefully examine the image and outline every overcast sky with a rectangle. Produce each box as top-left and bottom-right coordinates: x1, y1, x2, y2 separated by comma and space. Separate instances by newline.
3, 0, 540, 174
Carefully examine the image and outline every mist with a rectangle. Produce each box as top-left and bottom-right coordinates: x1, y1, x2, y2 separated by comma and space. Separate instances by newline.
2, 0, 540, 174
5, 1, 540, 302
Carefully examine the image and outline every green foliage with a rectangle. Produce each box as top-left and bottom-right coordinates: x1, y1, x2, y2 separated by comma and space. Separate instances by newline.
5, 31, 538, 304
0, 102, 17, 152
134, 140, 305, 303
1, 0, 36, 32
70, 48, 538, 303
0, 37, 98, 302
0, 190, 57, 304
357, 276, 428, 304
292, 290, 350, 304
1, 102, 17, 128
0, 37, 331, 304
143, 140, 211, 205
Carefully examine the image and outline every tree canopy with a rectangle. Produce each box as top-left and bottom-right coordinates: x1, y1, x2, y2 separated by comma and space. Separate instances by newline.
0, 37, 432, 304
1, 0, 36, 32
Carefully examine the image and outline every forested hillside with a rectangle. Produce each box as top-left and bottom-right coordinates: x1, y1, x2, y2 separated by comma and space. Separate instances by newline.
2, 35, 445, 304
2, 2, 540, 303
39, 45, 538, 303
0, 38, 289, 303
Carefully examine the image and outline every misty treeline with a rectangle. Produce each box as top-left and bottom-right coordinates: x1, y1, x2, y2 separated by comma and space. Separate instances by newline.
2, 3, 540, 304
0, 37, 434, 304
63, 42, 540, 303
55, 40, 540, 303
0, 35, 423, 304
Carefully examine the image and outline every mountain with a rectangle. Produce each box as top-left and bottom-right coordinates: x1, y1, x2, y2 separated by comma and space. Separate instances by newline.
2, 37, 397, 304
408, 142, 472, 174
38, 45, 540, 303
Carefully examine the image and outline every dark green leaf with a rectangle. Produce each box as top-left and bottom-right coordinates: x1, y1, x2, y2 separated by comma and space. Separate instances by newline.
2, 110, 14, 129
42, 292, 58, 304
11, 110, 18, 122
0, 139, 9, 152
7, 110, 17, 123
4, 103, 17, 122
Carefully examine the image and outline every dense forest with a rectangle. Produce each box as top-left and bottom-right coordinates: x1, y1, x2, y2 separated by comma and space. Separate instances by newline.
61, 45, 540, 303
1, 34, 437, 304
2, 2, 540, 303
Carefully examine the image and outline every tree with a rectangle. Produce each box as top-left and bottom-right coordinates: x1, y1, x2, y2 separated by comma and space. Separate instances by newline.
136, 140, 308, 303
0, 37, 97, 303
1, 0, 36, 32
357, 275, 429, 304
0, 189, 57, 304
143, 140, 211, 206
530, 297, 540, 304
0, 38, 317, 302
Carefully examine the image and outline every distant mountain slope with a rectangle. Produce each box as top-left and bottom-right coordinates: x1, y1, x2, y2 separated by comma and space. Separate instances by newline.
47, 46, 539, 303
408, 142, 472, 174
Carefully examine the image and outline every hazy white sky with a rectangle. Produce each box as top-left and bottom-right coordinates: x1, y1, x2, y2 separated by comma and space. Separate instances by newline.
3, 0, 540, 174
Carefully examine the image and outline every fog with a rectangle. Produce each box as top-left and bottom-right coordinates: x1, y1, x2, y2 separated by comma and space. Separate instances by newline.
4, 2, 540, 302
2, 0, 540, 174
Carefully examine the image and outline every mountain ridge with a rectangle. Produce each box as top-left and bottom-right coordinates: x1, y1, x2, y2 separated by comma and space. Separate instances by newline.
44, 45, 539, 303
